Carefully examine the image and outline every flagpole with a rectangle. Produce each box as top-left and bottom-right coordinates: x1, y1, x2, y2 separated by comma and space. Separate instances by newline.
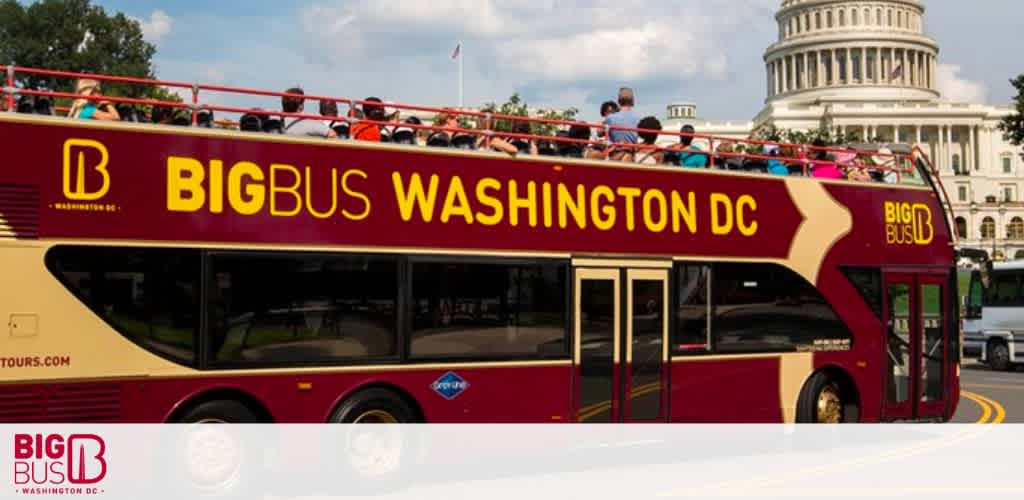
458, 40, 464, 108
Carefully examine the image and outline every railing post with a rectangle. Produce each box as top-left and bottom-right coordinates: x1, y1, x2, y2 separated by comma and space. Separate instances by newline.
5, 63, 15, 112
191, 83, 199, 125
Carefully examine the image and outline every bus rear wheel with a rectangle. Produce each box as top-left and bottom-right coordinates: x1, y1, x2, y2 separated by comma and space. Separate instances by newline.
797, 372, 845, 424
328, 388, 418, 491
987, 340, 1012, 371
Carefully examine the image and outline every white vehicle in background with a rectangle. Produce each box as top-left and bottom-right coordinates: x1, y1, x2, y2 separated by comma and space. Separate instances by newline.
964, 261, 1024, 371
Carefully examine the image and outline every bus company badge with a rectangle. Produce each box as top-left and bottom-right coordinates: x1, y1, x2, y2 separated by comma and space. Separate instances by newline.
431, 371, 469, 400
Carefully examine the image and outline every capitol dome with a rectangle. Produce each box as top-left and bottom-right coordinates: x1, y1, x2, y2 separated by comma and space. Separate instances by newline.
765, 0, 940, 103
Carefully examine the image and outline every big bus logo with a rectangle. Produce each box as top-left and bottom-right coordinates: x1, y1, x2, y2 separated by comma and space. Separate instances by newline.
884, 201, 933, 246
13, 434, 107, 487
62, 138, 110, 201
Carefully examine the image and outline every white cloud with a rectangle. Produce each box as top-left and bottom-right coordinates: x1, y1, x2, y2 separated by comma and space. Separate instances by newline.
134, 10, 174, 45
299, 1, 760, 83
936, 64, 988, 103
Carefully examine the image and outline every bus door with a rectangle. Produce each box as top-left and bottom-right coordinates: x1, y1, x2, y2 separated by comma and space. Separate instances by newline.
573, 264, 669, 422
882, 272, 951, 420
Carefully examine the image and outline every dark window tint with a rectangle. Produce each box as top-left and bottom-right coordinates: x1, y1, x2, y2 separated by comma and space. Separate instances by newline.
673, 264, 710, 353
411, 261, 567, 360
984, 271, 1023, 307
208, 254, 398, 366
712, 264, 851, 353
842, 267, 882, 320
46, 246, 199, 366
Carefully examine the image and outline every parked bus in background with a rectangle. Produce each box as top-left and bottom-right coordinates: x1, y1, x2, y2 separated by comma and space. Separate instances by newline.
0, 67, 961, 425
965, 261, 1024, 371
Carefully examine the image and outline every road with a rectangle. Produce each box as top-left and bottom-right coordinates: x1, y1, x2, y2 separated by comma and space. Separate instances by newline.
953, 360, 1022, 422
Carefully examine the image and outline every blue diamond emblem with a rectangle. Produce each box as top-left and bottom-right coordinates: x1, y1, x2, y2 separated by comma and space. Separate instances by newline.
430, 371, 469, 400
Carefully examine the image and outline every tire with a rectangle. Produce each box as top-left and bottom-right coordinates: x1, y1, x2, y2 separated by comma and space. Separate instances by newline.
327, 388, 419, 494
796, 371, 845, 424
176, 399, 262, 423
168, 401, 259, 498
329, 388, 418, 424
987, 340, 1012, 372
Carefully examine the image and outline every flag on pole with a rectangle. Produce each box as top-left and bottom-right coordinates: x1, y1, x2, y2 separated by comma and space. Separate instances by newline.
451, 43, 461, 60
890, 63, 903, 81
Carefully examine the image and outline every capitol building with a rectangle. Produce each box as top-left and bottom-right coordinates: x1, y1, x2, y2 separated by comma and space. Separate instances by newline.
663, 0, 1022, 261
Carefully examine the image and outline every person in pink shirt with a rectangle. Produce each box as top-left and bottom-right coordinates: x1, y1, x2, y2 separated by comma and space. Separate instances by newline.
810, 138, 843, 179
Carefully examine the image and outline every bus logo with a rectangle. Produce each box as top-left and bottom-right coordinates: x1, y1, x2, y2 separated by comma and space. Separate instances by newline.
884, 201, 933, 246
13, 433, 107, 489
431, 371, 469, 400
62, 138, 110, 201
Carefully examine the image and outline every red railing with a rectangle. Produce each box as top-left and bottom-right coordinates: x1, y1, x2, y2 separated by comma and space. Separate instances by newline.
2, 65, 926, 181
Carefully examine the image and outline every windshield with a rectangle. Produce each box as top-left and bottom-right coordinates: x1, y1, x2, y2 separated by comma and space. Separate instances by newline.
983, 270, 1023, 307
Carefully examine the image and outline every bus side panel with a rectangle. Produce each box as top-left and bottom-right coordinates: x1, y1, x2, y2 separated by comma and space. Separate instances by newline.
116, 365, 574, 423
669, 358, 782, 423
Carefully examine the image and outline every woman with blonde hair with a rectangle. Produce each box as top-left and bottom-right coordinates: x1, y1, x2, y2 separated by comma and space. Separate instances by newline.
67, 79, 120, 121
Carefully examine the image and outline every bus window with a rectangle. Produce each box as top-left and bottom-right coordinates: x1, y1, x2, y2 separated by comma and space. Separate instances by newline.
410, 261, 568, 361
46, 246, 200, 366
207, 253, 399, 366
673, 264, 710, 353
985, 271, 1023, 307
966, 271, 983, 318
842, 267, 883, 320
711, 264, 852, 353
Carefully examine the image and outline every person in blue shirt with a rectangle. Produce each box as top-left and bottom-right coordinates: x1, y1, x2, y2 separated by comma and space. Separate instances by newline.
765, 144, 789, 175
67, 79, 120, 121
602, 87, 640, 145
673, 124, 708, 168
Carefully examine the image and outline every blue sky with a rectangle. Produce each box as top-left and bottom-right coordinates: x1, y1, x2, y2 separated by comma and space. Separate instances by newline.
78, 0, 1024, 121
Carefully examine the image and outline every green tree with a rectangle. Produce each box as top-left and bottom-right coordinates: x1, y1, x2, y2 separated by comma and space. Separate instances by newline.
0, 0, 175, 101
480, 93, 578, 136
998, 75, 1024, 158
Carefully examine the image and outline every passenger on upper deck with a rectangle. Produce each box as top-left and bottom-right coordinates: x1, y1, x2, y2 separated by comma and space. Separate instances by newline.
809, 139, 843, 179
675, 125, 708, 168
603, 87, 639, 145
351, 97, 385, 141
67, 79, 120, 121
281, 87, 336, 138
634, 116, 664, 165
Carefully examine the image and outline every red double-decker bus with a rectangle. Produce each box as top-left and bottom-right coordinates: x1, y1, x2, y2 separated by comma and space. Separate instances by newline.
0, 67, 960, 424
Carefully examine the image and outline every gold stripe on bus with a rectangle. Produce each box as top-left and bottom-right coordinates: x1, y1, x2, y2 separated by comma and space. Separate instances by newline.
573, 258, 673, 269
784, 178, 854, 285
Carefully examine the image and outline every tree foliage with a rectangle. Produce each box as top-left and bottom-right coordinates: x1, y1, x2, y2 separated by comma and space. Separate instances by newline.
753, 125, 872, 146
998, 75, 1024, 158
0, 0, 175, 100
481, 93, 579, 136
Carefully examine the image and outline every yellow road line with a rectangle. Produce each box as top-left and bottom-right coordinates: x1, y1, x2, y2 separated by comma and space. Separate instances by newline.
660, 390, 1007, 497
961, 390, 993, 424
963, 390, 1006, 424
577, 381, 661, 422
965, 382, 1024, 391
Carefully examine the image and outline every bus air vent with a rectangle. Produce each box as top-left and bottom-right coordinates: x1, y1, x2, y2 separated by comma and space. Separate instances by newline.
0, 183, 41, 240
0, 383, 121, 423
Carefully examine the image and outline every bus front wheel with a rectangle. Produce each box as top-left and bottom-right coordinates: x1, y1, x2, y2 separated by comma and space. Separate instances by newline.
796, 372, 845, 424
987, 340, 1012, 371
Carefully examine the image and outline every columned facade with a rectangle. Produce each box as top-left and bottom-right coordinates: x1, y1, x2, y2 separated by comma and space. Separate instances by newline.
666, 0, 1024, 261
765, 0, 940, 103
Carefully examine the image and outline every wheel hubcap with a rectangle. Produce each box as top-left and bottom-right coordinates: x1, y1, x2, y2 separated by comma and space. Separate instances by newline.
346, 410, 402, 478
816, 384, 843, 424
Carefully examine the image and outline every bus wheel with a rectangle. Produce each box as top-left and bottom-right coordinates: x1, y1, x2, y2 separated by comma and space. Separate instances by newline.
797, 372, 844, 424
987, 340, 1012, 371
176, 400, 262, 424
170, 401, 256, 498
329, 389, 418, 490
